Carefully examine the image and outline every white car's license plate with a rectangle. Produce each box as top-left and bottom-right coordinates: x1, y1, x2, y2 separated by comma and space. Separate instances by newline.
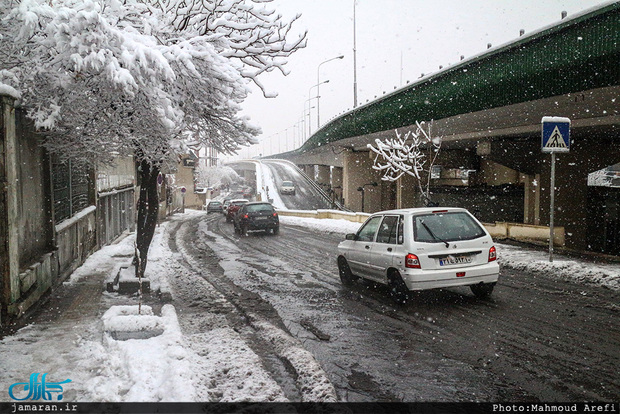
439, 256, 472, 266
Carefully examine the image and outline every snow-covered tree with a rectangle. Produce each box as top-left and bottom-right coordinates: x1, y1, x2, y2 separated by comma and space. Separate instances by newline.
195, 164, 241, 189
588, 169, 614, 187
0, 0, 306, 278
368, 121, 442, 206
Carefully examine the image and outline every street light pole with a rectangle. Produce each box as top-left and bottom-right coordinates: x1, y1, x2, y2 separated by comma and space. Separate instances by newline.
317, 55, 344, 128
307, 81, 327, 136
353, 0, 358, 108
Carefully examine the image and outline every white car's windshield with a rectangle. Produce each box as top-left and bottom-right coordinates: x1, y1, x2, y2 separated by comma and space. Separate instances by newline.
413, 212, 485, 242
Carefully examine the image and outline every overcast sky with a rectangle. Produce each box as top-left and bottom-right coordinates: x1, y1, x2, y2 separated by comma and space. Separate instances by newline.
229, 0, 612, 160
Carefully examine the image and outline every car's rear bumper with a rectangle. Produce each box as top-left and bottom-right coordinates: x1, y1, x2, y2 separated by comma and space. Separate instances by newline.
401, 262, 499, 291
244, 220, 278, 230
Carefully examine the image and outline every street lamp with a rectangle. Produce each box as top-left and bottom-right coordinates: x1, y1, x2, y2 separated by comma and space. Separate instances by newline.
304, 94, 318, 139
357, 182, 378, 212
308, 80, 328, 136
317, 55, 344, 128
353, 0, 358, 108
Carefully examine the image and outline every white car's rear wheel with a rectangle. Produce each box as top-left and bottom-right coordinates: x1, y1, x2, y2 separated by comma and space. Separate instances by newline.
470, 282, 496, 298
388, 270, 410, 304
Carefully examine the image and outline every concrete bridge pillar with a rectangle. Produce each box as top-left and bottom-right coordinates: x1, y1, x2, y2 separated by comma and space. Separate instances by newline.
343, 150, 383, 213
303, 165, 315, 180
523, 173, 541, 225
316, 165, 330, 189
331, 167, 343, 205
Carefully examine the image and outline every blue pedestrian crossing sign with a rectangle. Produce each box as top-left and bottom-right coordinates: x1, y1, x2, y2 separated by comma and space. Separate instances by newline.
541, 117, 570, 153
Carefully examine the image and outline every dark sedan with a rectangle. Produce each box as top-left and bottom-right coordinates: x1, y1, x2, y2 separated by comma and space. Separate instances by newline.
206, 200, 223, 213
233, 202, 279, 236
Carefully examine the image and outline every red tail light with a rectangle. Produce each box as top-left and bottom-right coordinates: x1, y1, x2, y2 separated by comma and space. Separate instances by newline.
273, 212, 278, 217
488, 246, 497, 262
244, 214, 249, 219
405, 253, 421, 269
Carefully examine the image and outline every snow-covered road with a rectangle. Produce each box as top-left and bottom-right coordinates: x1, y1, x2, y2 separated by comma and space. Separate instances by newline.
1, 210, 618, 403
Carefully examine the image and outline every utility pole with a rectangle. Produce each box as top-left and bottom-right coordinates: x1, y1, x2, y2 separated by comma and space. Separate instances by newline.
353, 0, 358, 108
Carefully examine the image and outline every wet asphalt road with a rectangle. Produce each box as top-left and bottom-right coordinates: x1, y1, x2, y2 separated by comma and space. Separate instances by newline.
170, 211, 619, 402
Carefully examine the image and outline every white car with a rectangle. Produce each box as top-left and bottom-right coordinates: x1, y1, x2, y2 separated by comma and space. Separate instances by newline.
279, 180, 295, 195
337, 207, 499, 302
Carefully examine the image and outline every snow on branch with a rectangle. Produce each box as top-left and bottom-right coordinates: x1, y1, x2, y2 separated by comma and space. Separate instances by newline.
160, 0, 308, 97
368, 121, 442, 205
0, 0, 305, 166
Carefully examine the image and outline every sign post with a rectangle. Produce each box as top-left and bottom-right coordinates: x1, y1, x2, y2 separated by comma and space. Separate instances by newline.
180, 186, 186, 213
541, 116, 570, 262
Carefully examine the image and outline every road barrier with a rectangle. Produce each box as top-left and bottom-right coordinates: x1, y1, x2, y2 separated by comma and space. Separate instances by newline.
277, 209, 565, 246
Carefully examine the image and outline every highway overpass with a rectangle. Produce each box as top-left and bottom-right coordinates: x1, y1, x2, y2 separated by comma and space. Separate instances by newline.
269, 2, 620, 255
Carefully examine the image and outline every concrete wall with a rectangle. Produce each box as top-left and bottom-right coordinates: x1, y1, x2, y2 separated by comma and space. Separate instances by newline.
1, 96, 20, 323
1, 97, 139, 324
15, 110, 53, 270
55, 206, 97, 280
1, 101, 98, 320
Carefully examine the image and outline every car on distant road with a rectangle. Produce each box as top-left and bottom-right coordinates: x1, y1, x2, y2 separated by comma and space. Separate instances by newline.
234, 202, 279, 236
279, 180, 296, 195
337, 207, 499, 303
206, 200, 223, 213
226, 199, 249, 222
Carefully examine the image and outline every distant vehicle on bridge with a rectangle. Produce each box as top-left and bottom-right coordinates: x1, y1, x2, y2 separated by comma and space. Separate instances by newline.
279, 180, 296, 195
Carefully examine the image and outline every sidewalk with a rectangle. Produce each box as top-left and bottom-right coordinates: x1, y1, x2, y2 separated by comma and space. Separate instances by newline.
0, 212, 291, 402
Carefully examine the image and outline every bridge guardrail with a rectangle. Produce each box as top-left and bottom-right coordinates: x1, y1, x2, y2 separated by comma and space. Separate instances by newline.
272, 159, 352, 212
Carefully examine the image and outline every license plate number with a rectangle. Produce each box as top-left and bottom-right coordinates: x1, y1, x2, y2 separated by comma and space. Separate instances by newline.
255, 216, 267, 220
439, 256, 472, 266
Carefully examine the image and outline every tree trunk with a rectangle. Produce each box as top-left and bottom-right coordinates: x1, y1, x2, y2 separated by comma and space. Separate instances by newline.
134, 160, 160, 279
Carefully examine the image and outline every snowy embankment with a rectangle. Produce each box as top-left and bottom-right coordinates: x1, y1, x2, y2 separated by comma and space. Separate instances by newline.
279, 215, 620, 291
254, 160, 286, 209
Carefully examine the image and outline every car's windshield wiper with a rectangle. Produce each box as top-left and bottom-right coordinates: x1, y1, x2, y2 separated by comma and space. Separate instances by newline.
420, 220, 450, 248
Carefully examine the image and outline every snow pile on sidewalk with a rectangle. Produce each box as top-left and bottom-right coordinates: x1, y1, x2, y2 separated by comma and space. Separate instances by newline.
90, 304, 195, 401
0, 213, 291, 402
280, 215, 620, 291
497, 243, 620, 291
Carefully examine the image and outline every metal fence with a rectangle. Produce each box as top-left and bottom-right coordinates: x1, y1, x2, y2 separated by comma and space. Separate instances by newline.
97, 187, 135, 246
51, 156, 92, 223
